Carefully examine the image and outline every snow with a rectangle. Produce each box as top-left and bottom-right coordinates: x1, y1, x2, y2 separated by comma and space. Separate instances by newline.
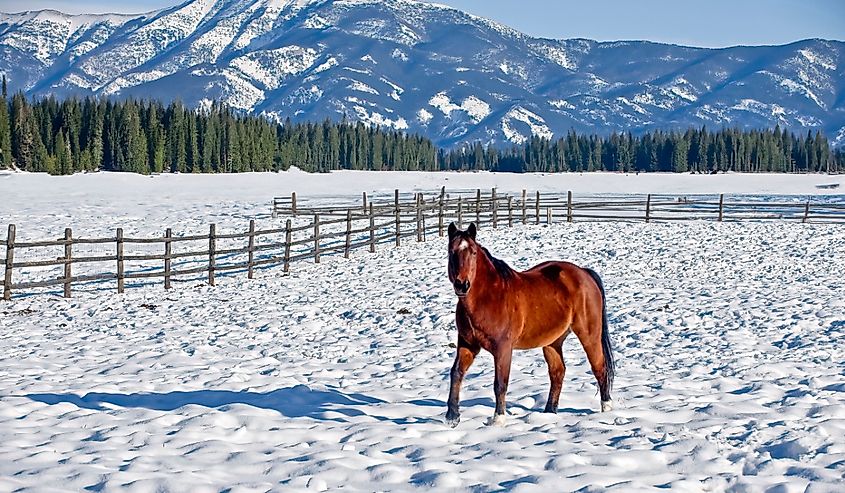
380, 77, 404, 101
347, 80, 380, 95
615, 96, 648, 115
779, 77, 827, 109
201, 68, 266, 111
303, 14, 331, 29
530, 42, 577, 71
351, 105, 408, 130
502, 106, 553, 143
550, 99, 575, 110
313, 56, 338, 73
798, 48, 837, 71
429, 92, 461, 116
460, 96, 491, 123
1, 172, 844, 492
230, 46, 320, 90
416, 108, 433, 125
667, 78, 698, 102
428, 92, 491, 122
834, 127, 845, 148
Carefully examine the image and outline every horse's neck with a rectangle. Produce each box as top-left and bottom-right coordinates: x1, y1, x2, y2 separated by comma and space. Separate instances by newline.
466, 254, 506, 307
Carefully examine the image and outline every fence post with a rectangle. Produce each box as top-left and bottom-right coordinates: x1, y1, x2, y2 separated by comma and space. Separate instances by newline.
164, 228, 172, 289
522, 189, 527, 224
547, 207, 552, 225
458, 197, 463, 229
365, 203, 374, 253
718, 194, 724, 222
492, 188, 498, 229
284, 219, 292, 273
422, 200, 427, 242
508, 197, 513, 227
416, 194, 423, 242
63, 228, 72, 298
567, 191, 573, 223
291, 192, 297, 216
208, 224, 216, 286
803, 201, 810, 223
116, 228, 124, 294
247, 220, 255, 279
3, 224, 15, 301
475, 189, 481, 226
394, 189, 401, 247
535, 191, 540, 225
345, 210, 352, 258
645, 194, 652, 223
314, 214, 321, 263
362, 192, 368, 215
438, 189, 445, 237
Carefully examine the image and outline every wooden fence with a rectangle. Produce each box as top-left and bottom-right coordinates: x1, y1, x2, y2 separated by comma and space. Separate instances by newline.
3, 189, 843, 301
1, 189, 508, 301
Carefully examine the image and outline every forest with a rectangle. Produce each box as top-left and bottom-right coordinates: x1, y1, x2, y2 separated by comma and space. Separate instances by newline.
1, 86, 842, 175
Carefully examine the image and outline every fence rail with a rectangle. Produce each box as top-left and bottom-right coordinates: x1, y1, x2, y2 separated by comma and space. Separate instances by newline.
3, 188, 843, 300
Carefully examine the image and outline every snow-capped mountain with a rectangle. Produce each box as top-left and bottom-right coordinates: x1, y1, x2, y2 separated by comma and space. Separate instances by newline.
2, 0, 844, 147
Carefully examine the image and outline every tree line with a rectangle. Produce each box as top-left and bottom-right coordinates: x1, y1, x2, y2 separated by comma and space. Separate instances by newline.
0, 85, 842, 175
0, 88, 436, 174
442, 128, 843, 174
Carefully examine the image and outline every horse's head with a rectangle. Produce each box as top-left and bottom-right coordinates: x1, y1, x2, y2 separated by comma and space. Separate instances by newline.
447, 222, 479, 298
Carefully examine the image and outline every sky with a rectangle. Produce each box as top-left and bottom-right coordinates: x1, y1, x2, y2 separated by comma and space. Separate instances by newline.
1, 0, 843, 48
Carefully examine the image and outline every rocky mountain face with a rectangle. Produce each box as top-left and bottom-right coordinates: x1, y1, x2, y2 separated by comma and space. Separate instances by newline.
1, 0, 843, 147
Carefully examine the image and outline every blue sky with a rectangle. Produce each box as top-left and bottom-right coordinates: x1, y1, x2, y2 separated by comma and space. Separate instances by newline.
3, 0, 843, 48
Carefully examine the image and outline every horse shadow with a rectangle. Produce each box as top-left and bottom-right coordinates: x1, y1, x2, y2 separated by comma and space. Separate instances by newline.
26, 388, 592, 425
26, 385, 401, 422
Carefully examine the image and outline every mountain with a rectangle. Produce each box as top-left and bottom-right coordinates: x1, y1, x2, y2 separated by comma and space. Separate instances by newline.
1, 0, 844, 147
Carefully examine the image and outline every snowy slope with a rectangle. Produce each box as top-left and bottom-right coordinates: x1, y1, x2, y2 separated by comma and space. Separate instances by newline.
1, 0, 844, 147
1, 177, 844, 490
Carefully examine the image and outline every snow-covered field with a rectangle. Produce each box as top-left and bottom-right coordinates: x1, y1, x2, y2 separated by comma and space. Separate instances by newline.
1, 171, 845, 492
1, 169, 843, 239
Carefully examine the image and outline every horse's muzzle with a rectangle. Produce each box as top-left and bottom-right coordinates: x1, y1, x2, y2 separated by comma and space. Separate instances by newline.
453, 280, 471, 297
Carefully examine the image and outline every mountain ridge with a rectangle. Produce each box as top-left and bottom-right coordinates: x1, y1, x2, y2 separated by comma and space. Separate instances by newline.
2, 0, 843, 147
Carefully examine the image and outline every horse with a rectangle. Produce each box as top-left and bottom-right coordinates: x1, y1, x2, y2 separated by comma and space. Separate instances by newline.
444, 222, 615, 427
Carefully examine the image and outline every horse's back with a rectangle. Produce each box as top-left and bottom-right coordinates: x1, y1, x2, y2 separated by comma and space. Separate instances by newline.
507, 260, 602, 349
523, 261, 597, 292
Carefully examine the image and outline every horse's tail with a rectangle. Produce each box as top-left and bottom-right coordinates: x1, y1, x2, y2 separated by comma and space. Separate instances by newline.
583, 267, 614, 391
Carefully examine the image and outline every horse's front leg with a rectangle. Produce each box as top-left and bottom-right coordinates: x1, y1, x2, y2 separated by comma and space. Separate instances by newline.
445, 335, 479, 427
487, 344, 513, 426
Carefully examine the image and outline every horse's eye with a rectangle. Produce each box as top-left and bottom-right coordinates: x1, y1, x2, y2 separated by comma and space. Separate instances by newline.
470, 249, 477, 256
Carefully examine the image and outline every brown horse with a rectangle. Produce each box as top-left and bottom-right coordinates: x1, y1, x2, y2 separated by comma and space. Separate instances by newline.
445, 222, 615, 427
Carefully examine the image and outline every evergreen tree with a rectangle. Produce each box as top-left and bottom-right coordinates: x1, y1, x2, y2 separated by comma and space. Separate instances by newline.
0, 94, 11, 169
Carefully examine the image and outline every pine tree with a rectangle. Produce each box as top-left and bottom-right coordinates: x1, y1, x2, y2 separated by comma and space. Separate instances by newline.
0, 95, 11, 169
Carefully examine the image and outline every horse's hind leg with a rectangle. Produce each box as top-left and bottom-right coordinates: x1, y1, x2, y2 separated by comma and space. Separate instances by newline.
580, 336, 612, 412
542, 336, 566, 413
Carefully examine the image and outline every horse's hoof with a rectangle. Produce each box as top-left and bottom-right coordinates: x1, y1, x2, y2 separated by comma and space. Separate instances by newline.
445, 413, 460, 428
486, 414, 506, 426
601, 400, 614, 412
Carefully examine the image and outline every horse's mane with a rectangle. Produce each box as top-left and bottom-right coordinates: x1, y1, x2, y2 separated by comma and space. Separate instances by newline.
480, 245, 516, 280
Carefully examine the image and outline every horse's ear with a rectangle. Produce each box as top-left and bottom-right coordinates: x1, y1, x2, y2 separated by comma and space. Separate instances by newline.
448, 222, 458, 239
467, 222, 477, 240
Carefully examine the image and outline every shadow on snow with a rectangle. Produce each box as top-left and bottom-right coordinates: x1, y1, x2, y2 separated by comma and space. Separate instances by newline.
25, 385, 391, 422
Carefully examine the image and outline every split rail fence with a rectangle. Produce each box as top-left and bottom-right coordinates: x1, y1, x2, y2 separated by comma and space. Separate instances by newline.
3, 189, 843, 300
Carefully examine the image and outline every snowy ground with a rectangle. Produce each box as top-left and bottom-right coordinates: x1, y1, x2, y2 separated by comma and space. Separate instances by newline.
1, 172, 845, 492
1, 169, 843, 240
